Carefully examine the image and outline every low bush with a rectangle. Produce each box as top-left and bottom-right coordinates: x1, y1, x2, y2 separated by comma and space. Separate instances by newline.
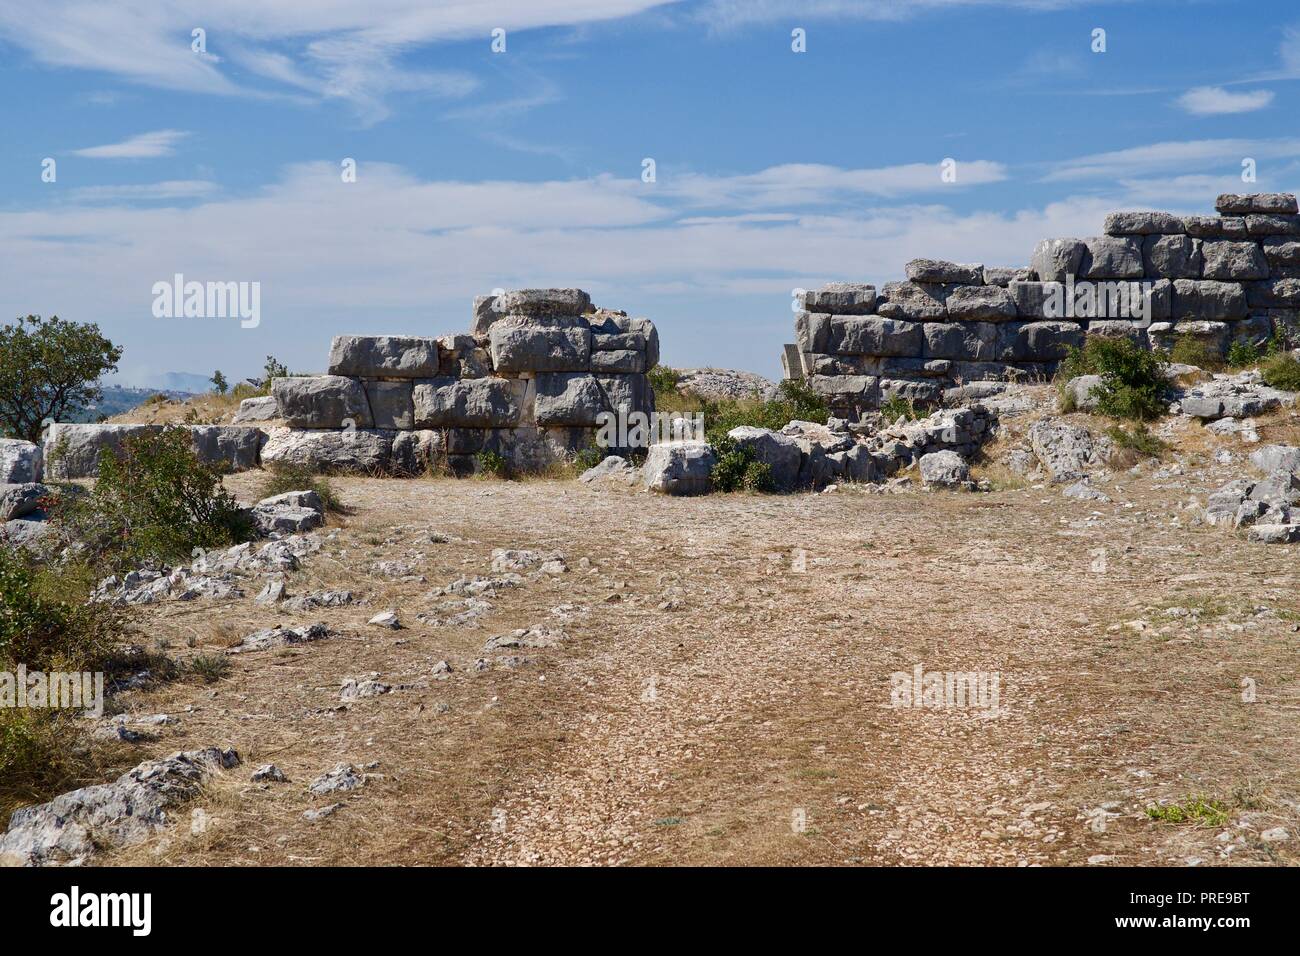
878, 395, 919, 423
709, 436, 776, 493
702, 379, 829, 444
1059, 336, 1169, 421
258, 463, 345, 514
1169, 335, 1224, 371
476, 449, 510, 479
1105, 423, 1168, 468
57, 426, 254, 568
1261, 352, 1300, 391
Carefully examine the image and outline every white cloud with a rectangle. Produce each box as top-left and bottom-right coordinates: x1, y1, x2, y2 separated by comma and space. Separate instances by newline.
1043, 137, 1300, 182
696, 0, 1105, 30
0, 1, 683, 120
1177, 86, 1274, 116
71, 129, 190, 159
66, 180, 218, 202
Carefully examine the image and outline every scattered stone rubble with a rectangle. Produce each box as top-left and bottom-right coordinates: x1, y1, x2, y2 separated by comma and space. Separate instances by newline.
0, 747, 240, 866
1204, 444, 1300, 543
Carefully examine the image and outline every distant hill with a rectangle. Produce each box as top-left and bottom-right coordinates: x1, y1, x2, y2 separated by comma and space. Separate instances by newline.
65, 385, 194, 423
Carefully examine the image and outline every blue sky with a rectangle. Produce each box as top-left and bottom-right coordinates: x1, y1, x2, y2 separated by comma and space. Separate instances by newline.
2, 0, 1299, 385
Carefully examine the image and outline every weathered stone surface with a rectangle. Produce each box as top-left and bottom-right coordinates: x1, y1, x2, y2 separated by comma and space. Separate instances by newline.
470, 294, 499, 336
491, 288, 591, 317
1062, 374, 1105, 412
999, 321, 1084, 361
1184, 215, 1248, 239
0, 747, 240, 866
1142, 234, 1202, 279
1262, 237, 1300, 269
592, 331, 646, 352
728, 426, 803, 491
828, 316, 923, 356
0, 483, 46, 521
534, 373, 608, 426
589, 348, 645, 374
1, 518, 55, 552
1081, 236, 1144, 279
807, 374, 881, 403
877, 282, 947, 321
42, 423, 162, 480
983, 267, 1032, 287
596, 373, 655, 416
0, 439, 43, 484
1171, 279, 1249, 321
642, 441, 715, 495
1230, 315, 1273, 348
1247, 523, 1300, 544
232, 395, 278, 423
1245, 214, 1300, 236
1029, 418, 1102, 483
363, 380, 414, 430
1008, 281, 1064, 320
412, 377, 524, 428
390, 430, 444, 476
1250, 445, 1300, 475
260, 427, 392, 473
489, 318, 591, 372
189, 425, 264, 471
1216, 193, 1299, 215
795, 312, 832, 353
906, 259, 983, 285
922, 322, 997, 361
1246, 278, 1300, 309
1031, 238, 1086, 282
919, 449, 969, 488
579, 455, 640, 485
250, 503, 323, 535
273, 376, 372, 429
798, 283, 877, 315
1086, 320, 1148, 342
945, 284, 1018, 322
1105, 211, 1186, 235
1201, 241, 1269, 281
328, 335, 440, 378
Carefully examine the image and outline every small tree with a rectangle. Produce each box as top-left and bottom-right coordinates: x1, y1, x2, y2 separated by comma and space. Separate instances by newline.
262, 356, 289, 391
210, 370, 229, 394
0, 315, 122, 442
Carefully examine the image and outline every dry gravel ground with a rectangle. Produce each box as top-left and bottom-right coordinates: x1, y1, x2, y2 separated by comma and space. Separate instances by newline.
86, 434, 1299, 867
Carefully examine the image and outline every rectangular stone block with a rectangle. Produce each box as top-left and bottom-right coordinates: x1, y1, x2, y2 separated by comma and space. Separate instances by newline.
877, 282, 947, 321
1142, 234, 1202, 279
592, 331, 646, 351
328, 335, 441, 378
363, 380, 414, 430
827, 316, 922, 356
795, 312, 831, 353
272, 375, 373, 429
1184, 215, 1248, 239
807, 374, 880, 402
1081, 236, 1144, 279
1262, 237, 1300, 268
1216, 193, 1299, 215
595, 373, 654, 417
489, 318, 591, 372
1201, 240, 1269, 281
921, 322, 997, 361
534, 372, 608, 426
589, 349, 645, 373
1245, 214, 1300, 236
798, 283, 877, 315
1171, 279, 1249, 321
1008, 280, 1061, 319
998, 321, 1084, 362
412, 377, 524, 428
982, 267, 1031, 287
905, 260, 983, 284
1104, 211, 1186, 235
945, 284, 1017, 321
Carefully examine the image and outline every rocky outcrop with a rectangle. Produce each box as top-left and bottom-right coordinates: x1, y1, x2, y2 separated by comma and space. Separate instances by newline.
42, 423, 268, 480
0, 438, 43, 483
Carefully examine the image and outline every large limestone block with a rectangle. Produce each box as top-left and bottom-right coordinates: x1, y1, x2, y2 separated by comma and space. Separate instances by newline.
877, 282, 947, 321
492, 289, 592, 317
806, 375, 881, 404
999, 321, 1084, 362
232, 395, 278, 423
188, 426, 264, 471
1030, 238, 1086, 282
0, 483, 47, 521
795, 312, 832, 353
534, 373, 608, 426
1184, 216, 1248, 239
1142, 234, 1202, 279
727, 426, 803, 491
827, 316, 922, 356
43, 423, 162, 480
905, 259, 983, 285
489, 318, 591, 372
1104, 211, 1186, 235
412, 377, 524, 428
0, 438, 43, 483
642, 441, 715, 496
1246, 278, 1300, 309
1171, 280, 1249, 321
470, 294, 500, 335
327, 335, 441, 378
596, 373, 654, 417
945, 284, 1017, 321
1216, 193, 1299, 215
920, 450, 969, 488
922, 322, 997, 361
260, 427, 392, 474
272, 376, 372, 429
363, 380, 414, 430
589, 349, 645, 373
1201, 241, 1269, 281
1081, 237, 1144, 279
1244, 214, 1300, 236
798, 283, 877, 315
481, 426, 595, 471
1008, 281, 1064, 320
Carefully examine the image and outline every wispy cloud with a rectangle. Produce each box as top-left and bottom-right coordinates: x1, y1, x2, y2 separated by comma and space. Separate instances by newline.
1043, 137, 1300, 182
696, 0, 1108, 30
66, 180, 218, 202
71, 129, 189, 159
1176, 85, 1274, 115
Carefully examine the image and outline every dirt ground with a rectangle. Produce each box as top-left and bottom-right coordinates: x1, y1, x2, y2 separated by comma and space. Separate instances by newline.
83, 419, 1299, 868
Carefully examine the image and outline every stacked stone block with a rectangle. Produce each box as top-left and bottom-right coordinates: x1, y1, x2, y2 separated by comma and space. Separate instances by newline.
785, 193, 1300, 417
266, 289, 658, 475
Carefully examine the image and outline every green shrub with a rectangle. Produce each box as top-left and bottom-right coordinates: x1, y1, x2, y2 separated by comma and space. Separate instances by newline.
1261, 352, 1300, 391
702, 379, 829, 444
742, 459, 775, 492
187, 654, 231, 684
1059, 336, 1169, 421
647, 365, 681, 403
879, 395, 918, 423
1105, 423, 1168, 465
476, 449, 510, 479
1145, 796, 1229, 828
709, 436, 777, 493
258, 463, 345, 514
572, 447, 605, 472
1170, 335, 1224, 371
1226, 340, 1261, 369
58, 426, 253, 567
0, 549, 124, 673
